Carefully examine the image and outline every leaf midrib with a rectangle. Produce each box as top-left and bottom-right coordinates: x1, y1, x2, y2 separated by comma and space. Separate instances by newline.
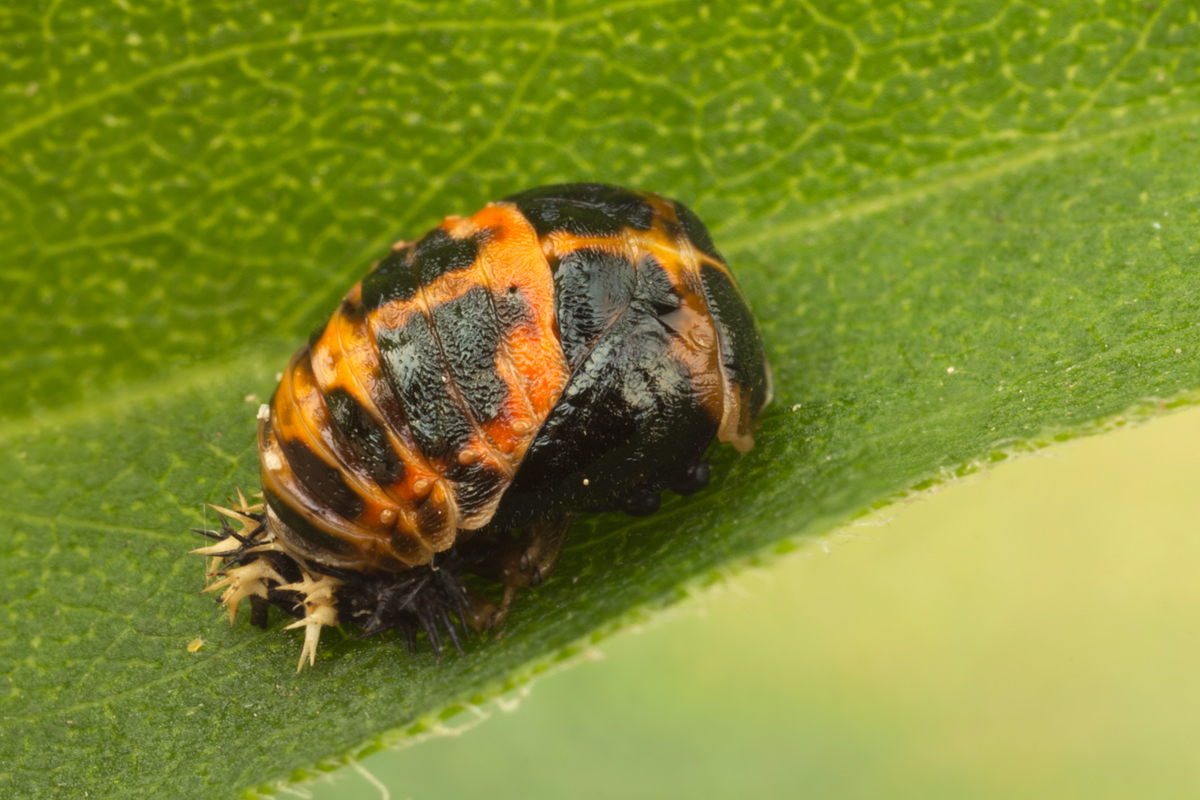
718, 105, 1200, 250
3, 100, 1197, 439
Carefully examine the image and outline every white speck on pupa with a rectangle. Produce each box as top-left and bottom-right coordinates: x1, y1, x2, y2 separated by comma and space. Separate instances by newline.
257, 403, 271, 421
264, 451, 282, 471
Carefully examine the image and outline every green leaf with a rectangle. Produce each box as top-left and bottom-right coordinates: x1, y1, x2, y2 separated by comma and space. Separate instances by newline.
2, 2, 1198, 797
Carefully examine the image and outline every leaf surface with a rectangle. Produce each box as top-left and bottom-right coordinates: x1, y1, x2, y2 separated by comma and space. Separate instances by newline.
2, 2, 1199, 797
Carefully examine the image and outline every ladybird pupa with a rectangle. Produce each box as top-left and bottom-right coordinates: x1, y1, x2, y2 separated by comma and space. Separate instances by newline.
193, 184, 771, 670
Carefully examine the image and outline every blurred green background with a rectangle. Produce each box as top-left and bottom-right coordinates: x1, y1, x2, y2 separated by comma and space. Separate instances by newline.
309, 407, 1200, 800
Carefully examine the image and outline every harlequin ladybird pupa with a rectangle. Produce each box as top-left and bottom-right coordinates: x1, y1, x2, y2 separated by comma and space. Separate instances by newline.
192, 184, 771, 670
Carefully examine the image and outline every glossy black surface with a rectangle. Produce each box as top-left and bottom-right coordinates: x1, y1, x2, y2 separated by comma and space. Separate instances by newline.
672, 199, 722, 261
506, 183, 655, 238
376, 311, 474, 461
431, 286, 509, 423
322, 387, 407, 486
552, 248, 638, 368
374, 300, 508, 519
362, 228, 480, 310
263, 488, 353, 556
493, 254, 718, 528
699, 263, 771, 419
273, 395, 366, 522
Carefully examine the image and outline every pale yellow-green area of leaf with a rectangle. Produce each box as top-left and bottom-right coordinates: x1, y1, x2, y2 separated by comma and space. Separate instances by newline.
2, 2, 1200, 799
313, 407, 1200, 800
